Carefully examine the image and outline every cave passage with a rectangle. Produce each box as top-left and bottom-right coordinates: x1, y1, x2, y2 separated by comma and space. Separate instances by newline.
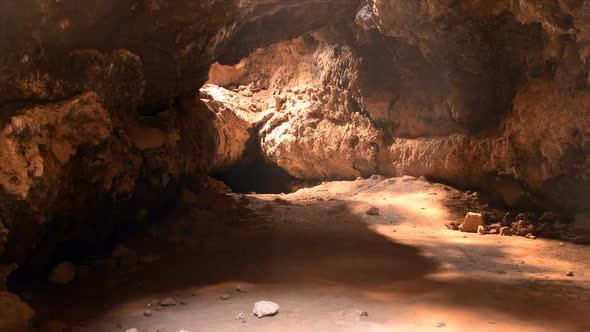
213, 128, 298, 194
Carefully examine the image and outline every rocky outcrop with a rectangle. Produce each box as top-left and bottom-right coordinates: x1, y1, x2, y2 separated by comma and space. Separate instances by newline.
0, 0, 360, 270
203, 1, 590, 218
0, 291, 34, 332
207, 37, 381, 180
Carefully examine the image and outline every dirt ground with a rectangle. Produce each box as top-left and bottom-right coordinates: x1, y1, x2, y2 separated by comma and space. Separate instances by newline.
23, 176, 590, 332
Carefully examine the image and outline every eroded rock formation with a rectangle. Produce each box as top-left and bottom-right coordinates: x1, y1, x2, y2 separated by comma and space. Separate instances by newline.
205, 1, 590, 216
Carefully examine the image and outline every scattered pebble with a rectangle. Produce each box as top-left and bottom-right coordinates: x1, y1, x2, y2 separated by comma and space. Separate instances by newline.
477, 225, 486, 235
558, 242, 565, 246
437, 321, 446, 328
566, 271, 575, 277
352, 309, 369, 319
500, 226, 511, 236
144, 309, 152, 317
525, 233, 537, 240
235, 312, 246, 322
125, 329, 138, 332
159, 297, 177, 306
236, 286, 247, 293
366, 207, 380, 216
48, 261, 76, 285
220, 293, 232, 300
253, 301, 280, 318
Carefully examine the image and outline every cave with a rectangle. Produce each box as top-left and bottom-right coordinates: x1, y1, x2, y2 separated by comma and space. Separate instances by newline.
2, 1, 590, 331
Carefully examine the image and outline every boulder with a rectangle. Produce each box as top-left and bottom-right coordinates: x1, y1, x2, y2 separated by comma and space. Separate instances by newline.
459, 213, 484, 233
0, 291, 34, 332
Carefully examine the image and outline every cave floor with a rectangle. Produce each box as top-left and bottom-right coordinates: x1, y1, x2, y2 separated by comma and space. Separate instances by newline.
27, 177, 590, 332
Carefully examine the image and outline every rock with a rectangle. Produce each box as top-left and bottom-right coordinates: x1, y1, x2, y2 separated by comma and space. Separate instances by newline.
253, 301, 280, 318
511, 220, 534, 237
0, 292, 34, 332
437, 321, 447, 328
445, 221, 460, 230
500, 226, 511, 236
48, 261, 76, 285
525, 233, 537, 240
159, 297, 177, 306
125, 329, 138, 332
574, 235, 590, 245
352, 309, 369, 318
459, 212, 484, 233
366, 207, 380, 216
235, 312, 246, 322
566, 271, 574, 277
144, 309, 152, 317
220, 293, 231, 300
539, 212, 560, 223
477, 225, 486, 235
273, 198, 292, 206
236, 286, 247, 293
488, 223, 502, 232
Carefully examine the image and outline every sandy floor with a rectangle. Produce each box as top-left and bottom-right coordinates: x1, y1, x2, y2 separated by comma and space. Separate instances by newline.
25, 176, 590, 332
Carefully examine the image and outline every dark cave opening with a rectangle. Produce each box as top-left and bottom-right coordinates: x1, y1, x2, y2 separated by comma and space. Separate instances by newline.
213, 128, 298, 194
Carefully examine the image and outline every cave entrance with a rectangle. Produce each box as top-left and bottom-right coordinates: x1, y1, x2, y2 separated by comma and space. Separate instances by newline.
213, 127, 297, 194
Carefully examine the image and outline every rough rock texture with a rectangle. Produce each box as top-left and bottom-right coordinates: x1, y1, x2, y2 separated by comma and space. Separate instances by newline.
253, 300, 280, 318
460, 212, 485, 233
359, 0, 590, 215
207, 37, 381, 180
0, 291, 34, 332
0, 0, 359, 270
204, 1, 590, 219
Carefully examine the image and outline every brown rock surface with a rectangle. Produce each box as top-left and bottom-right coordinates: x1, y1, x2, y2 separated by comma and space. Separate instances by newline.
459, 212, 485, 233
0, 291, 34, 332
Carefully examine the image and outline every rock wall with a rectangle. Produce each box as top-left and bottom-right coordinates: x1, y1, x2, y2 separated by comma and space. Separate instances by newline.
204, 1, 590, 217
0, 0, 359, 274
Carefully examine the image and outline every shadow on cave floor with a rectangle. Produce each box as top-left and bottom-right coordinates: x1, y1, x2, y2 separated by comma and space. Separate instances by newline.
17, 178, 590, 332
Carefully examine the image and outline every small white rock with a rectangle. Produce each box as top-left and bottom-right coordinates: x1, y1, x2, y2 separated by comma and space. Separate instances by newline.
253, 300, 279, 318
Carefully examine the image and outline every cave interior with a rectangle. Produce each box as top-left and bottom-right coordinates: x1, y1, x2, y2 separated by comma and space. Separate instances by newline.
1, 1, 590, 331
